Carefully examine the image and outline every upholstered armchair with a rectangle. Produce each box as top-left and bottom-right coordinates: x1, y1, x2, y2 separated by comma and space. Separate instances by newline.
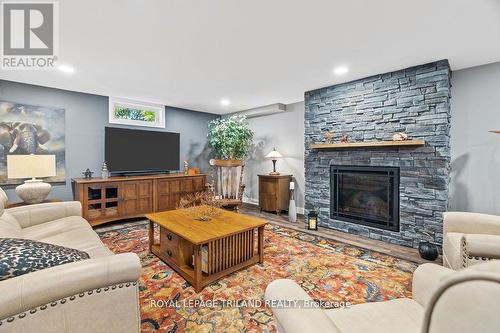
443, 212, 500, 270
265, 261, 500, 333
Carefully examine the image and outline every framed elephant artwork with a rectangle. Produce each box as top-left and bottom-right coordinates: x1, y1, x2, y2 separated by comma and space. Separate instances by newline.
0, 100, 65, 186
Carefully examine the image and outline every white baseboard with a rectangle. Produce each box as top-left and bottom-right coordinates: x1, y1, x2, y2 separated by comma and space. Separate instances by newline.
243, 197, 304, 215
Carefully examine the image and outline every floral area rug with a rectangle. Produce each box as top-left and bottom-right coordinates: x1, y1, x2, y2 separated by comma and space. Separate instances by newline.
96, 221, 417, 332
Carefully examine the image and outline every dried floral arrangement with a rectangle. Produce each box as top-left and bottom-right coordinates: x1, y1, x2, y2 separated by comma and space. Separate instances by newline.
177, 191, 223, 221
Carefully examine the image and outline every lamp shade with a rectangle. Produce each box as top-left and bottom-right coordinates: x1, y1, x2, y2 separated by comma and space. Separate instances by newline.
7, 155, 56, 179
265, 148, 282, 159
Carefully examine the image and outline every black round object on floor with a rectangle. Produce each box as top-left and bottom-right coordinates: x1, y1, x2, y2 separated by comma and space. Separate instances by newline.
418, 242, 439, 261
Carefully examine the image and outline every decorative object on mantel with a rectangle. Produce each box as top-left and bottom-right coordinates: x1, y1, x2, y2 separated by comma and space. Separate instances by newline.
288, 181, 297, 223
101, 161, 110, 179
307, 210, 318, 230
323, 131, 334, 144
489, 130, 500, 134
392, 132, 409, 141
265, 148, 283, 175
309, 139, 425, 150
83, 168, 94, 179
7, 154, 56, 204
184, 160, 189, 175
418, 241, 439, 261
341, 134, 349, 143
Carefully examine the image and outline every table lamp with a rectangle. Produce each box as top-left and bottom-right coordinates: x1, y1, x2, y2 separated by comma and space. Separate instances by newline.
265, 148, 282, 175
7, 154, 56, 204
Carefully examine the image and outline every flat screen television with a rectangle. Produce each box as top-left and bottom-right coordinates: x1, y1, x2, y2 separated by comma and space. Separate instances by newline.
105, 127, 180, 174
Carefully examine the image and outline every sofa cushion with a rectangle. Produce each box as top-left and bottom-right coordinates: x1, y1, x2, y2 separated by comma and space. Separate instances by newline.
22, 216, 91, 240
38, 228, 113, 259
0, 210, 22, 238
0, 238, 90, 281
325, 298, 422, 333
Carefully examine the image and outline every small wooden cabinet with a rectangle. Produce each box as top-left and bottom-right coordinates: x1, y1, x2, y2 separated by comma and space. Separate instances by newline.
258, 174, 292, 215
72, 174, 205, 226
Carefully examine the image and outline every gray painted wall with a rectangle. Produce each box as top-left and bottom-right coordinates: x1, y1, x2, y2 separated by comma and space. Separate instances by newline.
450, 62, 500, 215
0, 80, 217, 202
242, 102, 305, 212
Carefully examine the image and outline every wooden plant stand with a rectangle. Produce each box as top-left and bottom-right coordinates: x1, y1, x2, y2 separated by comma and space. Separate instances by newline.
147, 206, 267, 292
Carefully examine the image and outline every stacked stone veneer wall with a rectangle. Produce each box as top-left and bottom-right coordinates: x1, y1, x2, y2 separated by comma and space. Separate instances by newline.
304, 60, 451, 248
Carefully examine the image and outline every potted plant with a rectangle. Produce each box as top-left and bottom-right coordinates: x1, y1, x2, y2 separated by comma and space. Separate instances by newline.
208, 115, 254, 163
207, 115, 254, 208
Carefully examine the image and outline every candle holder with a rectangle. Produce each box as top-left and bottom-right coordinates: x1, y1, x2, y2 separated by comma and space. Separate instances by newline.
307, 210, 318, 230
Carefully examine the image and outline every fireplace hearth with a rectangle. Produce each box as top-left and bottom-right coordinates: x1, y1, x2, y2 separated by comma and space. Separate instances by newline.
330, 166, 400, 232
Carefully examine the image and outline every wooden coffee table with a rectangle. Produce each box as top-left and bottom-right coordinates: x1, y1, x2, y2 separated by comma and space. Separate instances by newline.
146, 206, 267, 292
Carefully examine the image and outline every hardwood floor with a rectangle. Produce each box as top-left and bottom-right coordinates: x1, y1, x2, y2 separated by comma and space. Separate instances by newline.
240, 203, 442, 265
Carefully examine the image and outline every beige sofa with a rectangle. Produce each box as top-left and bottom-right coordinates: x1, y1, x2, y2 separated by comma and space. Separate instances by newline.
0, 193, 141, 333
265, 261, 500, 333
443, 212, 500, 270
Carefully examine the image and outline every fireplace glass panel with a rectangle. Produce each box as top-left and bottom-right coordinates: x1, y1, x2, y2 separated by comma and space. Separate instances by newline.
331, 166, 399, 232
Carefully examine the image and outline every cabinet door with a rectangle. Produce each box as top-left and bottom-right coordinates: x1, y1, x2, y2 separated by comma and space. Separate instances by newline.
259, 178, 277, 211
120, 180, 153, 216
182, 178, 194, 193
103, 184, 120, 219
192, 176, 205, 192
156, 179, 182, 211
84, 184, 104, 221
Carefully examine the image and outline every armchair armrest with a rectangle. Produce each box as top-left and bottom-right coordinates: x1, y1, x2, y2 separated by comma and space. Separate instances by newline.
265, 279, 340, 333
0, 253, 141, 320
462, 234, 500, 268
444, 212, 500, 236
412, 263, 453, 307
6, 201, 82, 228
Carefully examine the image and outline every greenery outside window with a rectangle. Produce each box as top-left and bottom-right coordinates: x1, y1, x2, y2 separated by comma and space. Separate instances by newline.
109, 97, 165, 128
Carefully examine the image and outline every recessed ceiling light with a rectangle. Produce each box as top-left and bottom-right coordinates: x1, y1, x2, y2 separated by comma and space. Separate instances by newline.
220, 98, 231, 106
333, 65, 349, 75
58, 64, 75, 73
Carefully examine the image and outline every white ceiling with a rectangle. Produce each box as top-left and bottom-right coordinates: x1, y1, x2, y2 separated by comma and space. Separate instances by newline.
1, 0, 500, 114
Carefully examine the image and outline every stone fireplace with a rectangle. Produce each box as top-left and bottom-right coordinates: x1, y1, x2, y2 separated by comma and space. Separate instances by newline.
331, 166, 400, 232
304, 60, 451, 248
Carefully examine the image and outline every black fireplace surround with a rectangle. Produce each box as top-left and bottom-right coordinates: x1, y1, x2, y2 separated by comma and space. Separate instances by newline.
330, 166, 400, 232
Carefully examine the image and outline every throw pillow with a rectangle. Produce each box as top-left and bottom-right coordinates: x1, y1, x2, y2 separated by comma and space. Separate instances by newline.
0, 238, 90, 281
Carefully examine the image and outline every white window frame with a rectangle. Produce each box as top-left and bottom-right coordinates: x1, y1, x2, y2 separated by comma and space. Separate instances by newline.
109, 97, 165, 128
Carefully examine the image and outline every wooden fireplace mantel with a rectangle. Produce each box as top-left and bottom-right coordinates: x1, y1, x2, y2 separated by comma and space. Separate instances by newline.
309, 139, 425, 150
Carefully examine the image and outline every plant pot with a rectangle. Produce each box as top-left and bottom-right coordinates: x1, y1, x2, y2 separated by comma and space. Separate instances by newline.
209, 159, 244, 167
418, 242, 439, 261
